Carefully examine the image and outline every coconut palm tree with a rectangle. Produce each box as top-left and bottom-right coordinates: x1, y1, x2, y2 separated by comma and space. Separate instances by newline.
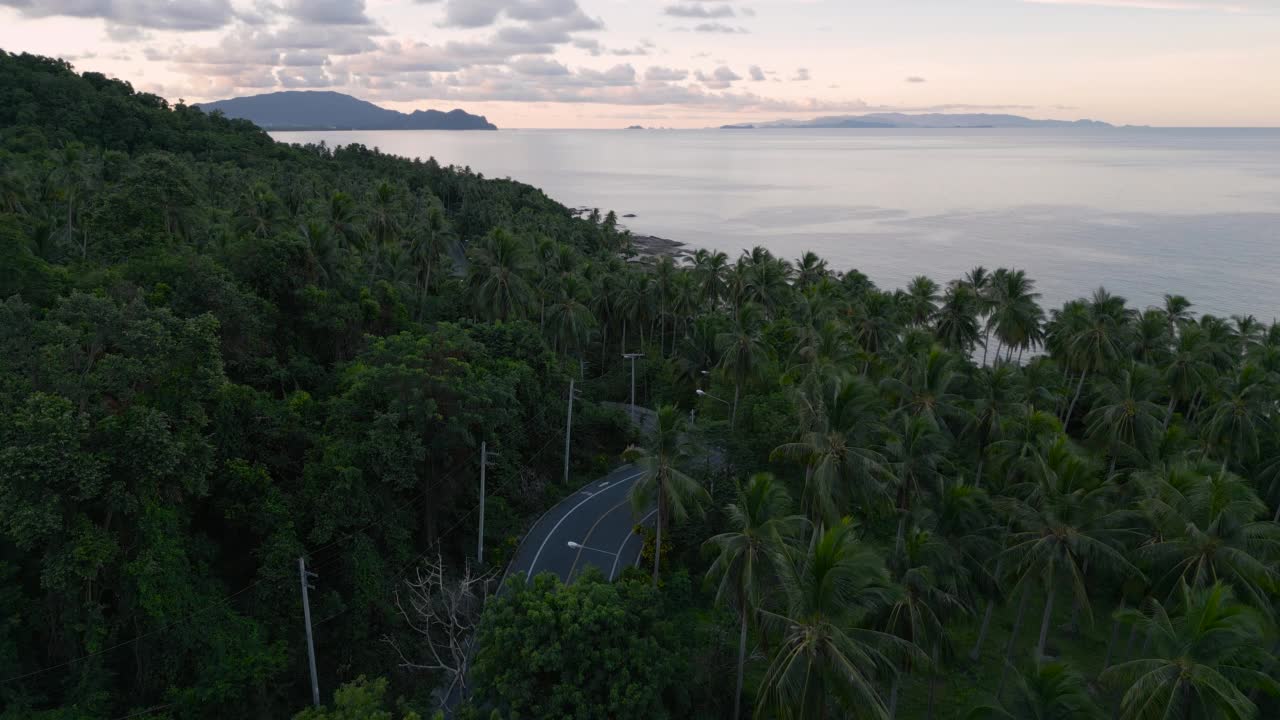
966, 661, 1104, 720
850, 291, 903, 364
325, 190, 362, 250
906, 276, 941, 328
742, 249, 793, 318
883, 415, 949, 553
1162, 294, 1194, 333
1163, 328, 1215, 431
934, 283, 984, 355
883, 526, 972, 719
795, 251, 829, 290
882, 346, 971, 433
692, 248, 730, 307
1085, 365, 1166, 476
1102, 581, 1278, 720
408, 201, 455, 301
965, 364, 1027, 488
999, 437, 1143, 660
1200, 364, 1272, 473
544, 275, 595, 362
628, 405, 708, 587
1061, 288, 1136, 424
773, 373, 888, 525
987, 269, 1045, 364
705, 474, 807, 720
717, 304, 770, 428
1134, 462, 1280, 617
757, 523, 919, 720
466, 228, 535, 321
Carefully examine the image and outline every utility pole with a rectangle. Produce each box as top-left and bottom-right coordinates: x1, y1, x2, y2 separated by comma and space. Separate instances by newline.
478, 442, 486, 565
563, 378, 575, 486
298, 557, 320, 708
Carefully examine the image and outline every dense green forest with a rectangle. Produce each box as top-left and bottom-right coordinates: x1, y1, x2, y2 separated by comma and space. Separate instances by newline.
1, 51, 1278, 720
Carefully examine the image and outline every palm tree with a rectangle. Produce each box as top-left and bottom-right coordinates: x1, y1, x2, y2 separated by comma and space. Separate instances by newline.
905, 276, 941, 327
795, 251, 829, 290
544, 276, 595, 362
1201, 365, 1272, 473
882, 346, 970, 433
742, 249, 793, 318
299, 219, 341, 287
966, 661, 1104, 720
325, 190, 362, 250
987, 269, 1045, 364
692, 248, 729, 307
705, 474, 806, 720
884, 526, 972, 719
466, 228, 535, 321
1085, 365, 1165, 476
757, 523, 918, 720
1162, 294, 1194, 334
1102, 582, 1278, 720
628, 405, 708, 587
1163, 329, 1215, 430
965, 364, 1026, 488
883, 415, 948, 553
934, 283, 983, 354
964, 266, 997, 364
1061, 288, 1135, 424
1135, 462, 1280, 616
409, 201, 455, 298
999, 438, 1143, 660
850, 292, 904, 364
772, 373, 887, 525
717, 304, 770, 428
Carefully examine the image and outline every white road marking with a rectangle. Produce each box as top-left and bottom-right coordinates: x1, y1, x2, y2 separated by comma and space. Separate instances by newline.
526, 471, 644, 582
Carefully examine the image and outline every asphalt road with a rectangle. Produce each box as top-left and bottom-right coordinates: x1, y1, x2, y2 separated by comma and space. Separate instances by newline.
502, 464, 656, 586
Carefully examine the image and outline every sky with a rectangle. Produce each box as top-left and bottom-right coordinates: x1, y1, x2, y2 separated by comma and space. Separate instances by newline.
1, 0, 1278, 128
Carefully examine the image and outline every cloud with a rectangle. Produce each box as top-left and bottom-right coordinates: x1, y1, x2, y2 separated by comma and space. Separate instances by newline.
645, 66, 689, 81
0, 0, 236, 30
510, 56, 571, 75
792, 67, 810, 81
1020, 0, 1250, 10
692, 22, 748, 32
428, 0, 596, 28
696, 65, 741, 89
664, 3, 735, 18
748, 65, 765, 81
906, 75, 926, 83
283, 0, 374, 26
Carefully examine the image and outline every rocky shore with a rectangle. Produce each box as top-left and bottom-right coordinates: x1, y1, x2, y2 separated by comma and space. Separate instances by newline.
629, 233, 691, 261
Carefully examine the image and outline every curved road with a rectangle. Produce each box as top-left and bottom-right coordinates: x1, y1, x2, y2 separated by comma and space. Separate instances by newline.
503, 464, 656, 586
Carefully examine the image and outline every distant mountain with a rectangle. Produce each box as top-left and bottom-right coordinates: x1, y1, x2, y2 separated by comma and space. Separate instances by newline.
722, 113, 1112, 130
196, 91, 497, 131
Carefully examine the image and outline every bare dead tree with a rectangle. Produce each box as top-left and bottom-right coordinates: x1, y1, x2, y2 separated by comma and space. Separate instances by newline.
383, 553, 498, 703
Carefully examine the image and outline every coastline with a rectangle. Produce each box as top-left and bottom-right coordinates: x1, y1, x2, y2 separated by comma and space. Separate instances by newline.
629, 233, 690, 261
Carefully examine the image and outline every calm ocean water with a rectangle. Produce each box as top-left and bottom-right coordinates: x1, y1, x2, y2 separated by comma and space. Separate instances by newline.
273, 128, 1280, 319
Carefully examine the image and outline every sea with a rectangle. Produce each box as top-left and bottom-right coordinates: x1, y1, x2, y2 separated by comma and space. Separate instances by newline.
271, 128, 1280, 320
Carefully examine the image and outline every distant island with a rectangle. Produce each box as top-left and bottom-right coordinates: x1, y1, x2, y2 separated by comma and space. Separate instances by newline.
721, 112, 1112, 129
196, 90, 497, 131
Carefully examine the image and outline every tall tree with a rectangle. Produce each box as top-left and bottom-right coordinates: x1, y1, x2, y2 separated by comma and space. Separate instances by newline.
1102, 582, 1278, 720
628, 405, 709, 587
705, 474, 806, 720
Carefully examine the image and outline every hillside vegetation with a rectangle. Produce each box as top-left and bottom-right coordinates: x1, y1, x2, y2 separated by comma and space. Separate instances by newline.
1, 51, 1277, 720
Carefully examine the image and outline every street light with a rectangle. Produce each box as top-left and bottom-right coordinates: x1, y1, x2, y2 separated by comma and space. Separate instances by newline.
622, 352, 645, 424
697, 388, 731, 407
567, 540, 620, 557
